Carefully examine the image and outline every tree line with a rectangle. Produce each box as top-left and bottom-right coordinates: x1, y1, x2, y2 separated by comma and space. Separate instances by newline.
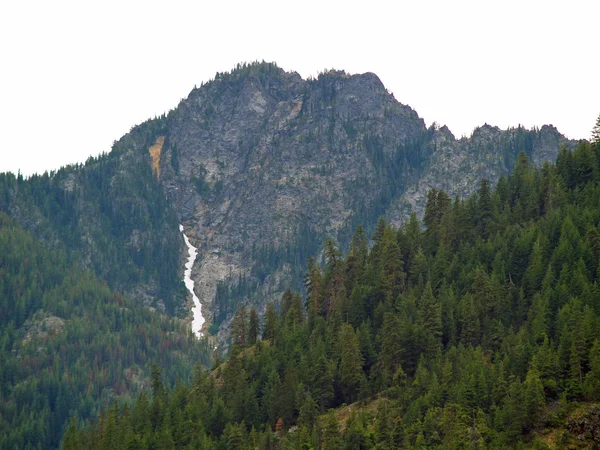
62, 138, 600, 448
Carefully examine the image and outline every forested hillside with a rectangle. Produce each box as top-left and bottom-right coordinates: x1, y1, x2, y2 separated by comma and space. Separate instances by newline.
0, 213, 212, 449
0, 117, 185, 315
64, 139, 600, 448
163, 63, 575, 337
0, 63, 575, 346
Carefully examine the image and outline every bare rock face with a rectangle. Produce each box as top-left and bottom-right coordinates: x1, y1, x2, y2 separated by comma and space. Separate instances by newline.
386, 123, 578, 225
155, 64, 430, 333
4, 62, 578, 341
150, 62, 578, 336
21, 310, 65, 344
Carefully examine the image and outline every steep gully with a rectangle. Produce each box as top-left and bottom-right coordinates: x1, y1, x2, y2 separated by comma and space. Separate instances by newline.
180, 225, 204, 337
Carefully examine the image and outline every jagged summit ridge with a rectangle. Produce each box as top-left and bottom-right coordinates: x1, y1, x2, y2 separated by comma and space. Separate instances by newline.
0, 61, 579, 341
150, 62, 577, 337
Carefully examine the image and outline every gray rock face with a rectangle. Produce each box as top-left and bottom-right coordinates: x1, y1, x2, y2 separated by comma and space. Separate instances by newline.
386, 123, 577, 225
150, 63, 578, 336
5, 62, 578, 341
156, 65, 430, 332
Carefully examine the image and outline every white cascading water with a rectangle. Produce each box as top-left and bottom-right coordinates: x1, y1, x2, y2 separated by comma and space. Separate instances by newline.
180, 224, 204, 337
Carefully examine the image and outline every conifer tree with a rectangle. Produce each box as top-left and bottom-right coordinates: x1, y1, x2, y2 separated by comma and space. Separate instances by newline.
523, 368, 546, 429
248, 307, 259, 345
591, 113, 600, 143
321, 412, 342, 449
477, 178, 493, 238
381, 226, 404, 300
406, 212, 422, 261
417, 281, 442, 356
281, 289, 294, 319
347, 224, 368, 288
374, 399, 395, 449
324, 239, 344, 317
304, 256, 322, 323
290, 292, 304, 326
379, 313, 403, 384
62, 417, 82, 450
311, 355, 334, 411
583, 339, 600, 400
410, 247, 429, 290
230, 304, 248, 356
297, 395, 318, 431
263, 302, 277, 342
339, 324, 363, 403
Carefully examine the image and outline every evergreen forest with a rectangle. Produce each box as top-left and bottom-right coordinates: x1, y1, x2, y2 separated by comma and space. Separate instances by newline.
58, 139, 600, 448
0, 213, 212, 449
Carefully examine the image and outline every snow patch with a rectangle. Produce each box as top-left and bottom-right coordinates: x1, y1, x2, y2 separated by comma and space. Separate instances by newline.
180, 224, 204, 337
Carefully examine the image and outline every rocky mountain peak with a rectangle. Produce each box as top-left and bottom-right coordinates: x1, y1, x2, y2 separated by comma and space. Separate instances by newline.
148, 64, 577, 339
0, 63, 580, 343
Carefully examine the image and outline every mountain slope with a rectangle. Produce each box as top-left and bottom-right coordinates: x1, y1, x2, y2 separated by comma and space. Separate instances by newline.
0, 62, 579, 341
0, 213, 211, 449
156, 62, 577, 337
0, 117, 187, 315
69, 139, 600, 449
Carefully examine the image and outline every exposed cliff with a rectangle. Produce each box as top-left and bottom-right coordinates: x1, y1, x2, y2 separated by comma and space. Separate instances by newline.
154, 63, 577, 337
386, 123, 577, 225
0, 62, 580, 341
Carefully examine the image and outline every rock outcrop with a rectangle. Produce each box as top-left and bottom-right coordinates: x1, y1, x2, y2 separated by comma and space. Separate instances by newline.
1, 62, 580, 340
153, 63, 577, 335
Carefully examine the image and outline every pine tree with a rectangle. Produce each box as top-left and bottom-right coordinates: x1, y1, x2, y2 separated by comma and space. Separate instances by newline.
321, 412, 342, 450
591, 113, 600, 143
381, 226, 405, 301
248, 307, 259, 345
304, 256, 322, 324
102, 403, 121, 450
374, 400, 395, 449
410, 247, 429, 290
477, 178, 493, 238
297, 395, 318, 431
347, 224, 368, 288
523, 368, 546, 429
324, 239, 344, 317
281, 289, 294, 319
459, 293, 480, 347
263, 370, 282, 425
285, 292, 304, 328
222, 422, 245, 450
263, 302, 277, 342
406, 212, 422, 262
311, 355, 334, 411
379, 313, 403, 385
583, 339, 600, 400
62, 417, 82, 450
423, 189, 451, 254
424, 188, 440, 254
417, 281, 442, 356
151, 363, 164, 401
230, 304, 248, 356
339, 324, 363, 403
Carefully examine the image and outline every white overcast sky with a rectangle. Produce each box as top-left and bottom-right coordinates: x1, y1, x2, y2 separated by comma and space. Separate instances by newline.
1, 0, 598, 176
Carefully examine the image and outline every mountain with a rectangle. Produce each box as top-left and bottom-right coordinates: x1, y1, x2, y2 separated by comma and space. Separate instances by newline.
63, 138, 600, 449
0, 61, 594, 449
151, 62, 578, 339
0, 62, 578, 344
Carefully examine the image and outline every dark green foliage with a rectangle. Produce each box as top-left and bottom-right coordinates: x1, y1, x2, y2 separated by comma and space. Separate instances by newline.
0, 213, 211, 450
0, 117, 185, 315
191, 164, 210, 195
248, 307, 259, 346
28, 139, 600, 448
592, 113, 600, 143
